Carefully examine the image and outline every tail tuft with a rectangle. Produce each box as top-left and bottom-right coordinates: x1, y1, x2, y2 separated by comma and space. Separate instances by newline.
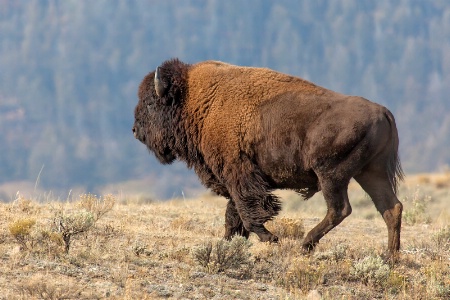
384, 109, 404, 194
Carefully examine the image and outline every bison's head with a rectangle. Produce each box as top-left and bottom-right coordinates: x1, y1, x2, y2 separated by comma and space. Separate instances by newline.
132, 59, 189, 164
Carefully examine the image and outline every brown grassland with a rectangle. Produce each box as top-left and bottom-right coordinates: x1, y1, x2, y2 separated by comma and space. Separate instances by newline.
0, 173, 449, 299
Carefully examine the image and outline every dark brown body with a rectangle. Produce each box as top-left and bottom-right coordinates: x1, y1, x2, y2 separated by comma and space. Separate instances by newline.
133, 59, 404, 255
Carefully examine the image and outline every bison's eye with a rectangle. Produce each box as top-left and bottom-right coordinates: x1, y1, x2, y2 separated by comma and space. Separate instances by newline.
132, 125, 145, 142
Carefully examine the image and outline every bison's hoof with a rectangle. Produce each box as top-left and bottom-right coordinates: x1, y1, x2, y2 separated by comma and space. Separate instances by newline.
224, 228, 250, 240
259, 234, 279, 243
383, 251, 400, 265
301, 241, 316, 252
270, 235, 279, 243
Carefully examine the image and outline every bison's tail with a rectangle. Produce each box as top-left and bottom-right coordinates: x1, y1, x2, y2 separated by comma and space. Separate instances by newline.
384, 109, 404, 194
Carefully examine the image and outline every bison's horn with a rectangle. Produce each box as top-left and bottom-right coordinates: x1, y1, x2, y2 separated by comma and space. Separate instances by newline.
154, 67, 165, 97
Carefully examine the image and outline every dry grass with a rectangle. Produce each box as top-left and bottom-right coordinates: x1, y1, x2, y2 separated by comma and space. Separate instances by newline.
0, 174, 449, 299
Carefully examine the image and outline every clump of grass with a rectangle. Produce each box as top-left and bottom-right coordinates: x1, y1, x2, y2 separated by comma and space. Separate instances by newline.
34, 229, 65, 257
77, 193, 115, 221
170, 216, 198, 231
192, 236, 252, 273
350, 254, 390, 287
17, 274, 85, 299
434, 170, 450, 189
385, 270, 407, 295
9, 193, 38, 214
313, 244, 348, 262
432, 226, 450, 249
282, 257, 325, 293
132, 241, 152, 257
265, 217, 305, 240
403, 186, 431, 225
424, 261, 450, 298
8, 218, 36, 250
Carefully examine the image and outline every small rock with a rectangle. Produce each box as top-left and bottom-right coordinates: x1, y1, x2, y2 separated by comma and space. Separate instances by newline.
306, 289, 322, 300
190, 271, 207, 278
256, 284, 268, 291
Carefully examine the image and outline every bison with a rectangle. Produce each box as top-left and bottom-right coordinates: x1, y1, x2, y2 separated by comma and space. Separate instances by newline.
132, 58, 404, 255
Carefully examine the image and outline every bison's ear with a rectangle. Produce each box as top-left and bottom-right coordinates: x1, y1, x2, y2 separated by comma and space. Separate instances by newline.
154, 67, 177, 106
154, 67, 166, 97
154, 62, 186, 106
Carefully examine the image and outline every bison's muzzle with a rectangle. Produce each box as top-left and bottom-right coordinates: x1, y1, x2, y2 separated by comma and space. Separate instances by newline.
132, 125, 176, 164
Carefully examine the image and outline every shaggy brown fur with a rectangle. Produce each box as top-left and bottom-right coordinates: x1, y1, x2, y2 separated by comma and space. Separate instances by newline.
133, 58, 404, 255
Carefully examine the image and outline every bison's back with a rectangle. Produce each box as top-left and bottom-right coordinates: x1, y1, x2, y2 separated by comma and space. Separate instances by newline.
187, 61, 328, 106
184, 61, 334, 160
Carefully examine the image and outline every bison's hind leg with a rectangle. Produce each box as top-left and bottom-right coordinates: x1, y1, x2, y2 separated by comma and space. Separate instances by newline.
354, 167, 403, 255
224, 199, 250, 240
302, 178, 352, 251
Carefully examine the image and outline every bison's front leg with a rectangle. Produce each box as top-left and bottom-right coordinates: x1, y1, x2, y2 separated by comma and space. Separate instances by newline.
194, 167, 250, 239
245, 219, 279, 243
224, 199, 249, 240
225, 196, 277, 243
227, 176, 282, 242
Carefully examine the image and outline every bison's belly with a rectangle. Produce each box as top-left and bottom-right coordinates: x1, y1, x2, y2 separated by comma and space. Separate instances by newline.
257, 151, 318, 190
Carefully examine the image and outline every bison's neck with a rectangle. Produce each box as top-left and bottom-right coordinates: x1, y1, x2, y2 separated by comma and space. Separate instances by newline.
175, 99, 209, 168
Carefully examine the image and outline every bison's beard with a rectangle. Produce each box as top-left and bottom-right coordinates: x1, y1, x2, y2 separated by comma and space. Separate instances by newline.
153, 147, 176, 164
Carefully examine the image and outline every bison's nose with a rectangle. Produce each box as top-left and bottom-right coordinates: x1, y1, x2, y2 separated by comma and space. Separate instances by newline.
132, 126, 137, 138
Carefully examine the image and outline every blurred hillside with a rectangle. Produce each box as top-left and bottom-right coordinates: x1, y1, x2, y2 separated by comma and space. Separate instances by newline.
1, 0, 449, 199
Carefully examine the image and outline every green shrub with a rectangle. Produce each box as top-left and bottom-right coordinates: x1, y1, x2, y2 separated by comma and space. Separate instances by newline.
52, 194, 115, 253
350, 255, 390, 287
53, 210, 95, 253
